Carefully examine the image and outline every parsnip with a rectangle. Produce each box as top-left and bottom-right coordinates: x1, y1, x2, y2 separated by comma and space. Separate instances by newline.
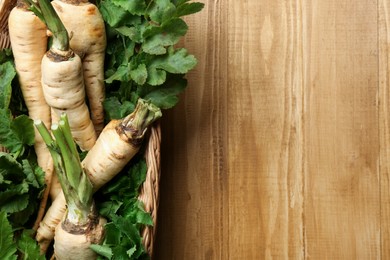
36, 0, 96, 151
35, 115, 105, 259
41, 51, 96, 150
8, 0, 53, 230
36, 99, 161, 252
54, 213, 106, 260
52, 0, 106, 135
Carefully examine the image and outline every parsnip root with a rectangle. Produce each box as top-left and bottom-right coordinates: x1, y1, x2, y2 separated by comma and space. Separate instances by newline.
36, 99, 161, 251
52, 0, 106, 135
54, 210, 106, 260
41, 49, 96, 151
8, 1, 53, 230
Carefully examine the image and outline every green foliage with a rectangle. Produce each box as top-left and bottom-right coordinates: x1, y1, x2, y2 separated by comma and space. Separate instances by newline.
103, 97, 135, 120
0, 62, 16, 109
94, 2, 203, 258
0, 58, 33, 157
0, 211, 17, 260
142, 74, 187, 109
0, 49, 13, 64
0, 212, 43, 260
0, 110, 35, 157
92, 159, 152, 259
0, 153, 45, 227
98, 0, 204, 120
0, 57, 44, 259
16, 230, 45, 260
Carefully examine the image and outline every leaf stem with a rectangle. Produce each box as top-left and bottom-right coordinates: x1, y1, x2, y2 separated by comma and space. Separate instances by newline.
51, 124, 79, 190
36, 0, 69, 51
34, 120, 70, 200
35, 117, 93, 225
59, 113, 78, 156
120, 99, 162, 140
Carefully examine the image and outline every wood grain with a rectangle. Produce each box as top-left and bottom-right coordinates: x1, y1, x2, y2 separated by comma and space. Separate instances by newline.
304, 0, 380, 259
227, 0, 304, 258
380, 0, 390, 258
154, 0, 386, 259
155, 0, 229, 259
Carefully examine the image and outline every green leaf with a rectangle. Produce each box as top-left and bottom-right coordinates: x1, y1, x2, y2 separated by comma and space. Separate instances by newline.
0, 152, 24, 182
11, 115, 35, 147
105, 65, 129, 84
122, 201, 153, 226
106, 40, 135, 79
103, 97, 135, 120
114, 26, 134, 37
134, 203, 153, 226
103, 96, 123, 120
175, 2, 205, 17
112, 245, 132, 260
97, 200, 123, 218
104, 223, 122, 246
114, 24, 145, 43
114, 26, 146, 43
173, 0, 190, 5
146, 67, 166, 86
143, 88, 179, 109
22, 160, 40, 188
152, 48, 197, 74
0, 211, 17, 260
0, 62, 16, 109
111, 0, 146, 15
90, 244, 113, 259
98, 175, 128, 195
8, 201, 37, 227
0, 192, 29, 214
0, 110, 35, 156
112, 216, 141, 245
142, 75, 187, 109
0, 152, 43, 226
145, 48, 196, 86
142, 18, 188, 55
99, 0, 129, 27
126, 245, 137, 258
21, 160, 45, 188
0, 110, 18, 153
0, 49, 13, 64
130, 64, 148, 85
148, 0, 176, 23
16, 230, 45, 260
128, 160, 147, 193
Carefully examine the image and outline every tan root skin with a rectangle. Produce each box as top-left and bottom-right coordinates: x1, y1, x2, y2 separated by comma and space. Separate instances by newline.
36, 120, 140, 250
52, 0, 106, 135
36, 192, 67, 253
49, 170, 62, 200
41, 52, 96, 151
83, 120, 140, 190
54, 215, 106, 260
8, 7, 53, 230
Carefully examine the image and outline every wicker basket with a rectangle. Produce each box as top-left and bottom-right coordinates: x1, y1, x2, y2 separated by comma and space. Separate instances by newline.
0, 2, 161, 257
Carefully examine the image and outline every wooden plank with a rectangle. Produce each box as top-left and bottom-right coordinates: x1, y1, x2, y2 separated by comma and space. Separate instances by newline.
155, 0, 383, 259
154, 0, 229, 259
304, 0, 380, 258
379, 0, 390, 258
227, 0, 304, 258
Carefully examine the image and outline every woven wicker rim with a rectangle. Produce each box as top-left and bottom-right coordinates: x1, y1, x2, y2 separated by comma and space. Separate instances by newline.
0, 2, 161, 257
